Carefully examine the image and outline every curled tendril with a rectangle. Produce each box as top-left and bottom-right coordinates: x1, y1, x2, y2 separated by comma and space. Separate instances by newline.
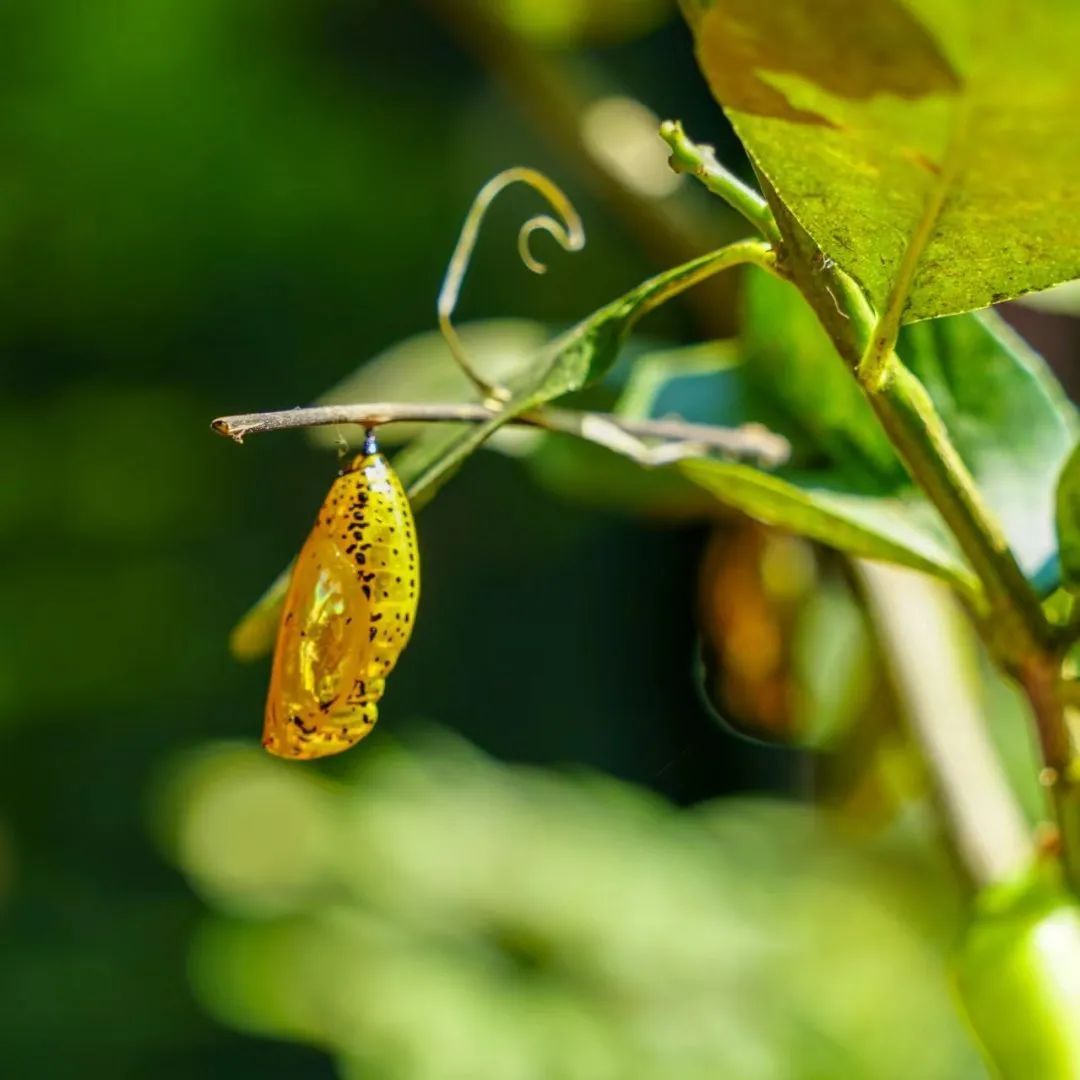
437, 167, 585, 404
518, 214, 573, 274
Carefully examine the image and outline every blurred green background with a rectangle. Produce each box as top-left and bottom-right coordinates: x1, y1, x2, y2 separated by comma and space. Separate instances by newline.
2, 1, 1078, 1076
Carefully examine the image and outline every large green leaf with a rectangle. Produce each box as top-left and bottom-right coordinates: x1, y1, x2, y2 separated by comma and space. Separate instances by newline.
682, 0, 1080, 321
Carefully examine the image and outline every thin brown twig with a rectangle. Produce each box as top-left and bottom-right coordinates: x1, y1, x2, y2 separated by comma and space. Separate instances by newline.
210, 401, 790, 467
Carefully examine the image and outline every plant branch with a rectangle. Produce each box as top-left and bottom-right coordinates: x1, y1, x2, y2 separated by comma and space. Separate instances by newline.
758, 178, 1078, 884
762, 187, 1052, 655
874, 360, 1078, 888
210, 401, 790, 467
659, 121, 782, 247
1018, 654, 1080, 880
873, 363, 1051, 645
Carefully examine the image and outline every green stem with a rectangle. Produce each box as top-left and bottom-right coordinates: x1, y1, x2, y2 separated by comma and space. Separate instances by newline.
759, 181, 1078, 884
659, 121, 782, 247
616, 237, 778, 324
769, 193, 1050, 657
877, 356, 1080, 890
871, 362, 1050, 651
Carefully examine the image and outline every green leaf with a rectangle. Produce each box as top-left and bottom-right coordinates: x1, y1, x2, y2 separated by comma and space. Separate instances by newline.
742, 275, 1079, 564
901, 311, 1077, 583
740, 273, 902, 482
616, 338, 741, 420
955, 870, 1080, 1079
537, 286, 976, 586
624, 273, 1073, 593
1056, 441, 1080, 590
679, 457, 975, 589
683, 0, 1080, 320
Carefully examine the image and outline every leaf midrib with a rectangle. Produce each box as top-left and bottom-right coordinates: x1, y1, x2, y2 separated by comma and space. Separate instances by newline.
873, 89, 974, 349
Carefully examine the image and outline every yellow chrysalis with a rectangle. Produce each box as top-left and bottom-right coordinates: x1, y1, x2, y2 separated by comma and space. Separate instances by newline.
263, 431, 419, 759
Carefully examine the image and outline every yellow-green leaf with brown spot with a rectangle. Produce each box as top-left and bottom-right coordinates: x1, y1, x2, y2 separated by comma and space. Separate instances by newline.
682, 0, 1080, 320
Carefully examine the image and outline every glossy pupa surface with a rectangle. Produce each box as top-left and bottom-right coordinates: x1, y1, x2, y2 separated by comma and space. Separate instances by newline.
263, 438, 419, 759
